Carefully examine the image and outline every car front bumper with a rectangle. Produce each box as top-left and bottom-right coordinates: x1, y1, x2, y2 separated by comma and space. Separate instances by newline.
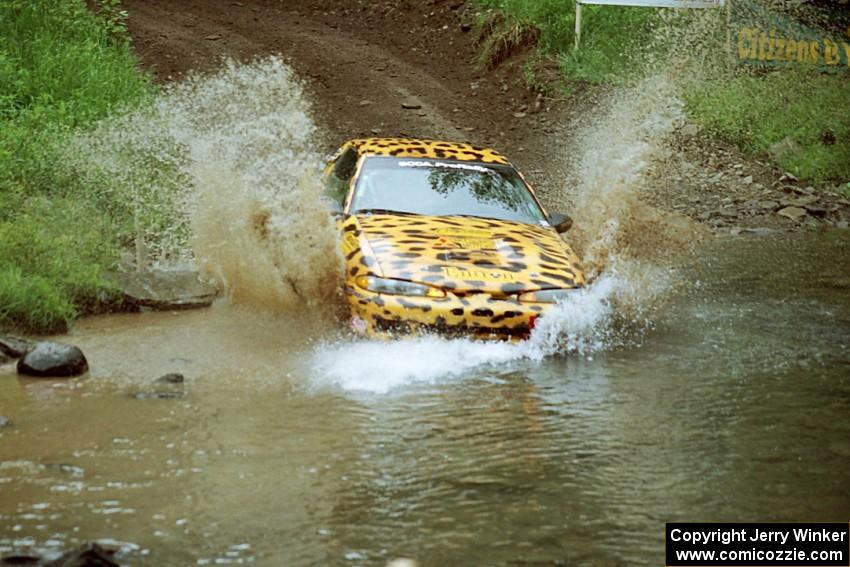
345, 285, 552, 341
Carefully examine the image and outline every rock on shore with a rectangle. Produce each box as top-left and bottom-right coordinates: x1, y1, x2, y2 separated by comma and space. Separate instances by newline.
17, 342, 89, 378
0, 335, 34, 358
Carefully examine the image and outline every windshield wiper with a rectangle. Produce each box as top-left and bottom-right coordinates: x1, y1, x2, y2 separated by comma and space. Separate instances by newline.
444, 213, 496, 221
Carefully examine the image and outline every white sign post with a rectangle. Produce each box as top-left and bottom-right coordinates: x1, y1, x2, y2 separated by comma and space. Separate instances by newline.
575, 0, 725, 49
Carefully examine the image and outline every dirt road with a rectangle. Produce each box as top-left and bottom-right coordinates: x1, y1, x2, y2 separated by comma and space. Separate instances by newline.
125, 1, 550, 165
124, 0, 850, 233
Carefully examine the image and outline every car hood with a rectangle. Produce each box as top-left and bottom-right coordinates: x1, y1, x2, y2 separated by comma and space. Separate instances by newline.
350, 213, 585, 294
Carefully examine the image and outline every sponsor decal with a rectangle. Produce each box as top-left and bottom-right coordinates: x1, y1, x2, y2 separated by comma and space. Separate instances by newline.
341, 232, 359, 255
398, 160, 496, 174
450, 238, 495, 250
434, 227, 496, 250
443, 267, 518, 282
434, 227, 493, 238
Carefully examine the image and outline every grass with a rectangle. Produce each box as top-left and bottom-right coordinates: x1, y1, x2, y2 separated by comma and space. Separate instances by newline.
473, 0, 657, 82
682, 69, 850, 181
470, 0, 850, 184
0, 0, 153, 333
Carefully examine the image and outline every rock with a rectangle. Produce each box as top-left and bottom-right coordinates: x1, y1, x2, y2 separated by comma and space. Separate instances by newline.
204, 34, 222, 41
759, 200, 779, 211
156, 373, 184, 384
400, 101, 422, 110
512, 111, 526, 118
0, 416, 11, 428
681, 123, 699, 137
741, 175, 754, 185
776, 206, 808, 221
459, 22, 471, 32
134, 373, 185, 400
1, 555, 41, 565
741, 227, 781, 235
121, 268, 218, 311
836, 220, 849, 229
386, 560, 419, 567
45, 542, 118, 567
782, 185, 814, 196
782, 195, 819, 208
17, 342, 88, 378
358, 100, 372, 107
0, 336, 34, 358
780, 171, 798, 183
133, 391, 184, 400
769, 137, 799, 160
52, 463, 85, 477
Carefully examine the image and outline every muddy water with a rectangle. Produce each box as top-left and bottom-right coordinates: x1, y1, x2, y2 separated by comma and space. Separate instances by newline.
1, 231, 848, 566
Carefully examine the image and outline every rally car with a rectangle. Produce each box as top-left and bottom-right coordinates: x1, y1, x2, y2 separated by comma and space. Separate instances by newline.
323, 138, 586, 340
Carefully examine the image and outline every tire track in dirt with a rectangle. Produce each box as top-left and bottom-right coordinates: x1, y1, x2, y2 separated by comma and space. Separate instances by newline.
127, 1, 511, 149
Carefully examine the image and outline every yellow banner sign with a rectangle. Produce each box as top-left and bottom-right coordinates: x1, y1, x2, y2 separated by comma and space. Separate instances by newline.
737, 27, 850, 67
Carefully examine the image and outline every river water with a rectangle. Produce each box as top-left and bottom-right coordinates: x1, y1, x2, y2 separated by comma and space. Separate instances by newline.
1, 231, 848, 566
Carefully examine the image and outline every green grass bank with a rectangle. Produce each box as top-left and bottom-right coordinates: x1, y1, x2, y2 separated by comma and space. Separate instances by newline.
0, 0, 153, 333
472, 0, 850, 185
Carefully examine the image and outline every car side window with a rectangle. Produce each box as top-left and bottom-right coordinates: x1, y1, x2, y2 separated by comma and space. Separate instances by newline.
325, 146, 358, 210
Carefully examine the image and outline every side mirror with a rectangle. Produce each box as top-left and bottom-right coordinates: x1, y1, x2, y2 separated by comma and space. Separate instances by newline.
549, 212, 573, 233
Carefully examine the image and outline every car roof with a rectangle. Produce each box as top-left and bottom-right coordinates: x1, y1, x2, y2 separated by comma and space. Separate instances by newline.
346, 137, 510, 165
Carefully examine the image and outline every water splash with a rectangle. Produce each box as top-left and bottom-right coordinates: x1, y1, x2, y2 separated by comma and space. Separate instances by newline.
66, 57, 342, 311
568, 75, 702, 277
312, 76, 696, 393
66, 58, 689, 393
310, 272, 645, 393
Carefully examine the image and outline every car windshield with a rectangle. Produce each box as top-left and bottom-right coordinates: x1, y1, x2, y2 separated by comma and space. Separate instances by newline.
349, 156, 547, 224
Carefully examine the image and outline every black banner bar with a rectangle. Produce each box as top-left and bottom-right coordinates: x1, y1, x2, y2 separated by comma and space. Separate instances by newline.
666, 523, 849, 566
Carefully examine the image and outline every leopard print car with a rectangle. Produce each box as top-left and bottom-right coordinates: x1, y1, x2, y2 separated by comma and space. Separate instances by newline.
324, 138, 586, 340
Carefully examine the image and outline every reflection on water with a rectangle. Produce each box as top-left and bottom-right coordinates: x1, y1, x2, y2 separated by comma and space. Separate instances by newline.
1, 232, 849, 565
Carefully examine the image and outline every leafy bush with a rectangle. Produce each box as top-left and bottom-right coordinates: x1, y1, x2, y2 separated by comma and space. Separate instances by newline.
0, 0, 152, 332
0, 267, 75, 333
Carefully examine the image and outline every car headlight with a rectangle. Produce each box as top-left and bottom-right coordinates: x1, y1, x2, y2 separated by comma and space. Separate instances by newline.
355, 276, 446, 298
518, 288, 582, 303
